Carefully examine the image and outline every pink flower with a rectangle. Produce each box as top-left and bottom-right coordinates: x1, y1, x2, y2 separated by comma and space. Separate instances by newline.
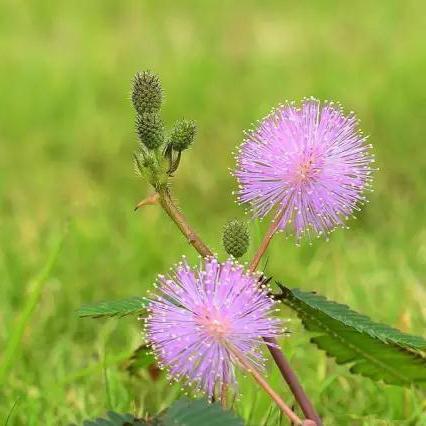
234, 98, 374, 242
146, 257, 282, 398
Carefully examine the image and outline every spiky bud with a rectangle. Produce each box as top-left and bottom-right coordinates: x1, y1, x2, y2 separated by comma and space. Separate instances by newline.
170, 119, 196, 152
132, 71, 163, 114
223, 219, 250, 258
136, 113, 164, 150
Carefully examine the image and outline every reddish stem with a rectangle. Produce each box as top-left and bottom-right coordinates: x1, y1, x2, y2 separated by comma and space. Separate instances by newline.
248, 211, 284, 273
248, 214, 322, 426
154, 189, 321, 425
158, 187, 213, 257
229, 345, 302, 425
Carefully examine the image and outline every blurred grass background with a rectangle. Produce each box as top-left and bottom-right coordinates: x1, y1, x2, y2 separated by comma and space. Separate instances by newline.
0, 0, 425, 424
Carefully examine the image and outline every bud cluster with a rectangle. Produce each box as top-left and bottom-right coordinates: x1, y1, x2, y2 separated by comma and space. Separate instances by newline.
131, 70, 197, 187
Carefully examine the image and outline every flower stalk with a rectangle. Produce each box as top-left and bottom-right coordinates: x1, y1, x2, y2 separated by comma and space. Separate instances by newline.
249, 215, 322, 425
228, 345, 303, 425
143, 186, 320, 425
157, 187, 213, 257
248, 209, 285, 273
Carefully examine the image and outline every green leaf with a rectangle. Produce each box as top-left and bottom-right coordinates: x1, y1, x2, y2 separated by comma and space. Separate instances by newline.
81, 411, 146, 425
80, 399, 244, 426
162, 398, 244, 426
124, 344, 161, 380
77, 297, 146, 319
276, 285, 426, 387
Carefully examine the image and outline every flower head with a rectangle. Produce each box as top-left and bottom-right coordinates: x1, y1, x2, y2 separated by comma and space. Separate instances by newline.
234, 98, 374, 242
146, 257, 282, 398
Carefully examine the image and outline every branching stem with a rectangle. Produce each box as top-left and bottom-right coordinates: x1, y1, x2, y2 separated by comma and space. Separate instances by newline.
249, 214, 322, 426
148, 187, 320, 424
228, 345, 302, 425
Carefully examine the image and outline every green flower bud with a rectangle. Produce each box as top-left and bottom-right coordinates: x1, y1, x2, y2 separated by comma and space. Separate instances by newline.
136, 113, 164, 150
223, 219, 250, 258
132, 71, 163, 114
170, 119, 196, 152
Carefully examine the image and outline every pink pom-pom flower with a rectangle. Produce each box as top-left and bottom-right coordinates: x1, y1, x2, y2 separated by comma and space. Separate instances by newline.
146, 257, 282, 398
234, 98, 374, 242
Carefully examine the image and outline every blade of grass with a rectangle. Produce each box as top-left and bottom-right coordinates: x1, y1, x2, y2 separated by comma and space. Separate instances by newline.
0, 229, 65, 385
4, 396, 21, 426
103, 352, 113, 410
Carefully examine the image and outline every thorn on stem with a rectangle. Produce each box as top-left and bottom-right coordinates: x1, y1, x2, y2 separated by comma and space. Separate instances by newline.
134, 193, 160, 211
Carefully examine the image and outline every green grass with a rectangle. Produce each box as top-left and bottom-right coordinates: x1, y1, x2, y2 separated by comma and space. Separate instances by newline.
0, 0, 425, 424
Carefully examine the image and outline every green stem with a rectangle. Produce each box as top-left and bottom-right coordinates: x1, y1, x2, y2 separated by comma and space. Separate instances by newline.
157, 187, 213, 257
